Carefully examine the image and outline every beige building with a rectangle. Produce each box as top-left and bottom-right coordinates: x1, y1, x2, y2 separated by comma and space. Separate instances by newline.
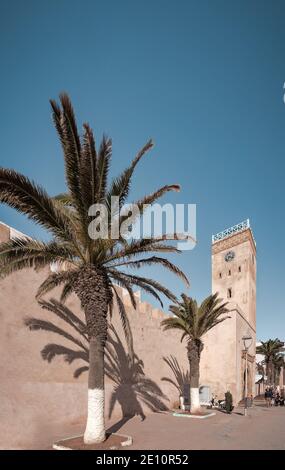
200, 220, 256, 404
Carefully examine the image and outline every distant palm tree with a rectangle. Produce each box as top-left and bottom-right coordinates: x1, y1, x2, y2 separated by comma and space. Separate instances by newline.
0, 94, 188, 443
161, 293, 229, 413
272, 353, 285, 386
255, 362, 265, 396
256, 339, 284, 385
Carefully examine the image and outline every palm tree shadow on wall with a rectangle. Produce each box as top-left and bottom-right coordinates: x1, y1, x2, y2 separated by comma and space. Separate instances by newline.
24, 298, 168, 432
161, 356, 190, 398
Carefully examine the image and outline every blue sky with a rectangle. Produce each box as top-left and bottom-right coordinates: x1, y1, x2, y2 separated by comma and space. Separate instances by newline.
0, 0, 284, 340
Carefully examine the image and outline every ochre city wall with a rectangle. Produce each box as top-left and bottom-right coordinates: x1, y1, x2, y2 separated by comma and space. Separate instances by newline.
0, 259, 188, 449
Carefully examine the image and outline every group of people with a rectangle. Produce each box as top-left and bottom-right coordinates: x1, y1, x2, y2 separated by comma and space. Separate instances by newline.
264, 387, 285, 407
210, 395, 224, 409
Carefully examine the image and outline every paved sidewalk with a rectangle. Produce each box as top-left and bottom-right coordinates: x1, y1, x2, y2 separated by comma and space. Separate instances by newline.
39, 404, 285, 450
112, 406, 285, 450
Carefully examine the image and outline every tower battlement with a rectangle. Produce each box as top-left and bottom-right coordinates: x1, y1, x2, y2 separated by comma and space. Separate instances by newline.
212, 219, 256, 247
212, 220, 256, 257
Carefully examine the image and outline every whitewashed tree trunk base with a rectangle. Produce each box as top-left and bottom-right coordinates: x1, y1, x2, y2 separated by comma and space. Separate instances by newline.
190, 387, 200, 413
84, 388, 105, 444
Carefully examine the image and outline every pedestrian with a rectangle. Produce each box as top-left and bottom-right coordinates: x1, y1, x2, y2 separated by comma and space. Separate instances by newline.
265, 388, 271, 407
275, 392, 280, 406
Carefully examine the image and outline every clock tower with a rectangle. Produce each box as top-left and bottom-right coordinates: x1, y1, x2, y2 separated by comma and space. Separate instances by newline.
199, 220, 256, 404
212, 219, 256, 328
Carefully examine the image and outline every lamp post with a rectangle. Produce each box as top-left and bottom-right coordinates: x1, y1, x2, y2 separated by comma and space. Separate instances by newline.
242, 334, 253, 416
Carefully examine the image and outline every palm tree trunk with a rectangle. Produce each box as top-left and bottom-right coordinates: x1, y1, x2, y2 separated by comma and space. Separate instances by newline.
84, 337, 105, 443
187, 340, 203, 414
73, 265, 112, 444
268, 359, 273, 385
265, 361, 269, 385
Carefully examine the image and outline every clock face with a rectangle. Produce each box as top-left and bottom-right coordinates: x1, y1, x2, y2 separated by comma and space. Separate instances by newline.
225, 250, 235, 262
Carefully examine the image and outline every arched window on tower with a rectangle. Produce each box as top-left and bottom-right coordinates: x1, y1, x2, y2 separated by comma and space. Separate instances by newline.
227, 288, 232, 299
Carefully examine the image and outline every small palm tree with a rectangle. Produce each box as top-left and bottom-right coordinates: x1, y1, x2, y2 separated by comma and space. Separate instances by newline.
256, 339, 284, 385
161, 293, 229, 413
0, 94, 188, 443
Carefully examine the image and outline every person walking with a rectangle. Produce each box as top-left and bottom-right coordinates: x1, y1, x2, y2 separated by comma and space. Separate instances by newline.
265, 388, 271, 407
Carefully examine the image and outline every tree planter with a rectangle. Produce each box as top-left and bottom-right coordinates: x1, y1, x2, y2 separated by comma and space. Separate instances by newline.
172, 411, 216, 419
53, 432, 133, 450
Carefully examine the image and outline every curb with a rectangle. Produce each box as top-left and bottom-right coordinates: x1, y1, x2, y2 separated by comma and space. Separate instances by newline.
172, 411, 216, 419
52, 432, 133, 450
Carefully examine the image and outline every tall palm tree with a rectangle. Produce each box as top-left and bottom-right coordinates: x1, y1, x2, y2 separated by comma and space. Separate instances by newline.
0, 94, 188, 443
256, 339, 284, 385
161, 293, 229, 413
25, 301, 168, 425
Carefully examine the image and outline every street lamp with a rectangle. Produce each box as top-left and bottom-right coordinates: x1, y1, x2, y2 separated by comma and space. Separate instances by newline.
242, 334, 253, 416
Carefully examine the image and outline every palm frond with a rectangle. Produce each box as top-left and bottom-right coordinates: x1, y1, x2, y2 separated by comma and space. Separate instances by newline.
80, 123, 98, 208
0, 237, 76, 279
116, 272, 177, 303
51, 95, 81, 203
108, 274, 137, 308
119, 184, 180, 235
112, 287, 134, 355
135, 184, 180, 210
60, 281, 74, 303
256, 338, 284, 359
0, 168, 76, 243
106, 139, 153, 209
110, 256, 189, 286
97, 134, 112, 201
162, 293, 230, 342
104, 238, 181, 264
161, 316, 189, 335
50, 94, 90, 241
108, 269, 173, 306
36, 269, 77, 299
52, 193, 73, 206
